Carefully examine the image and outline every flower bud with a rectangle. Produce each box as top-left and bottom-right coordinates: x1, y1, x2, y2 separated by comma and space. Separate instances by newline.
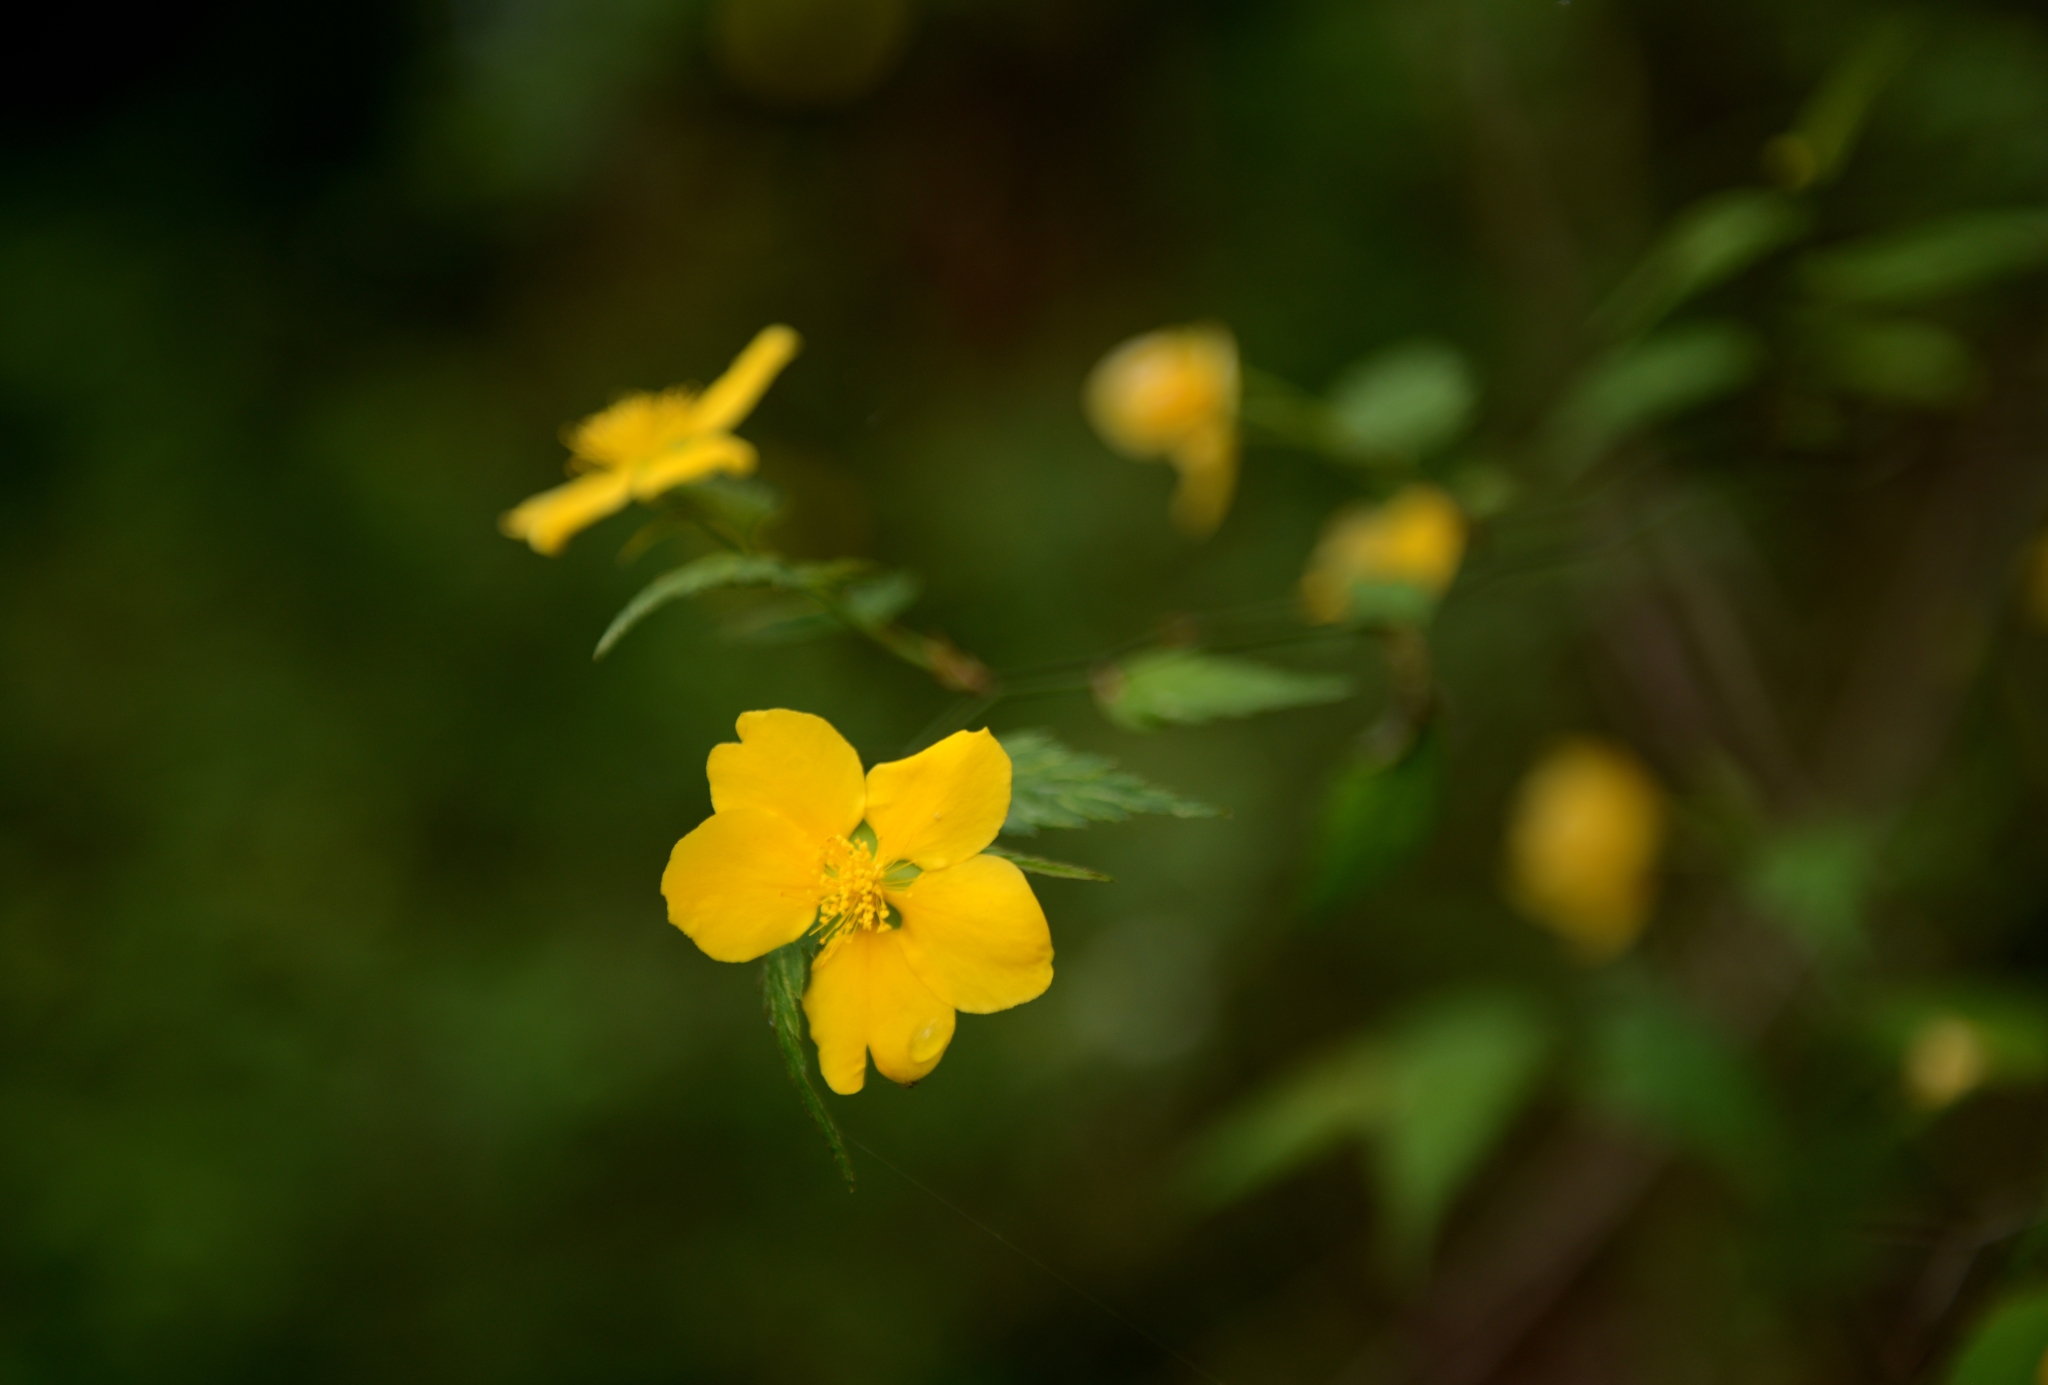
1506, 739, 1665, 960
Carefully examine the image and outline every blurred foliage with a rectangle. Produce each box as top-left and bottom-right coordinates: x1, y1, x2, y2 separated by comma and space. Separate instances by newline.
8, 0, 2048, 1380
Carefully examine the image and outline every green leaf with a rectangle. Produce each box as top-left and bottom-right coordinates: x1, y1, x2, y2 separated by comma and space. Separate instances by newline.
1180, 1037, 1388, 1209
1370, 991, 1553, 1268
980, 844, 1112, 882
595, 553, 865, 659
997, 729, 1222, 836
1801, 210, 2048, 306
1326, 340, 1478, 460
1584, 983, 1775, 1185
761, 943, 854, 1189
722, 570, 922, 646
1308, 726, 1444, 910
1553, 322, 1762, 473
1872, 986, 2048, 1088
1745, 819, 1880, 960
1943, 1284, 2048, 1385
1804, 312, 1976, 407
1597, 190, 1810, 339
1096, 649, 1353, 732
676, 473, 783, 543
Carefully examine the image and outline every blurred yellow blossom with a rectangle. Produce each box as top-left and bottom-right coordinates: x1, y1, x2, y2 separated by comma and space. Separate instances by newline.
662, 709, 1052, 1094
1903, 1013, 1988, 1110
1085, 323, 1239, 537
501, 324, 801, 555
1300, 483, 1468, 624
1506, 738, 1666, 960
2026, 527, 2048, 629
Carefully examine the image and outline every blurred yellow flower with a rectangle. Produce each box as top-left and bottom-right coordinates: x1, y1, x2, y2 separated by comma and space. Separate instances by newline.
1903, 1013, 1988, 1110
1506, 738, 1666, 961
1300, 483, 1468, 624
2027, 527, 2048, 629
663, 709, 1053, 1094
1085, 323, 1240, 537
500, 325, 801, 555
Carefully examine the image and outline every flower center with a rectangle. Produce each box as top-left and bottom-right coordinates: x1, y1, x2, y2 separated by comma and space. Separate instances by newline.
817, 835, 889, 939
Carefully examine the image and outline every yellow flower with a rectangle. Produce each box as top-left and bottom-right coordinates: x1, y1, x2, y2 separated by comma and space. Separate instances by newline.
500, 325, 801, 555
2027, 527, 2048, 630
1300, 484, 1468, 624
662, 709, 1053, 1094
1903, 1013, 1988, 1110
1085, 324, 1240, 537
1506, 738, 1666, 961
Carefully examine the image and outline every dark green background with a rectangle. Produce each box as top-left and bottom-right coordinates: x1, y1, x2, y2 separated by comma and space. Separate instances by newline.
7, 1, 2048, 1380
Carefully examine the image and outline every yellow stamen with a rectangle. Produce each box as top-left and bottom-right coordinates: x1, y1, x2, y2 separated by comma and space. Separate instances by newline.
817, 835, 889, 939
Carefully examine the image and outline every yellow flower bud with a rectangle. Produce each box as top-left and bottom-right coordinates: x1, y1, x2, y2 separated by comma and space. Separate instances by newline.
1300, 484, 1468, 624
1085, 324, 1240, 537
1506, 739, 1666, 961
1903, 1013, 1988, 1111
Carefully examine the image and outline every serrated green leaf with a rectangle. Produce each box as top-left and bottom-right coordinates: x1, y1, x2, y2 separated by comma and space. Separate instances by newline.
980, 844, 1112, 882
595, 553, 866, 659
998, 729, 1222, 836
1584, 983, 1775, 1185
1597, 190, 1810, 339
1180, 1037, 1388, 1209
1801, 210, 2048, 306
721, 570, 922, 646
1096, 649, 1353, 732
1371, 991, 1553, 1268
1552, 322, 1761, 474
761, 942, 854, 1188
1308, 727, 1444, 910
1943, 1284, 2048, 1385
1326, 340, 1477, 460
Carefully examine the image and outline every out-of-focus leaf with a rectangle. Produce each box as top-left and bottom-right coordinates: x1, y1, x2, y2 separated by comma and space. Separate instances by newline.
595, 553, 865, 659
1370, 991, 1554, 1267
726, 570, 923, 645
1804, 312, 1975, 407
1872, 987, 2048, 1088
1597, 190, 1810, 339
1326, 341, 1477, 460
678, 473, 783, 542
997, 729, 1222, 836
1095, 649, 1353, 732
1800, 210, 2048, 305
1746, 819, 1880, 960
1308, 726, 1444, 910
1942, 1284, 2048, 1385
1181, 1037, 1387, 1209
979, 844, 1111, 882
1763, 15, 1915, 190
1552, 322, 1762, 474
1585, 984, 1775, 1184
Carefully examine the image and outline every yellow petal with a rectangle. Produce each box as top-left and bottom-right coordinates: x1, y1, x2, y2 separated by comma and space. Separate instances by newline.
802, 928, 956, 1094
1085, 324, 1239, 458
707, 709, 867, 844
864, 728, 1010, 871
662, 805, 823, 963
566, 389, 699, 470
893, 853, 1052, 1015
630, 434, 758, 501
1505, 738, 1665, 961
498, 469, 634, 556
687, 325, 803, 435
1167, 421, 1237, 537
